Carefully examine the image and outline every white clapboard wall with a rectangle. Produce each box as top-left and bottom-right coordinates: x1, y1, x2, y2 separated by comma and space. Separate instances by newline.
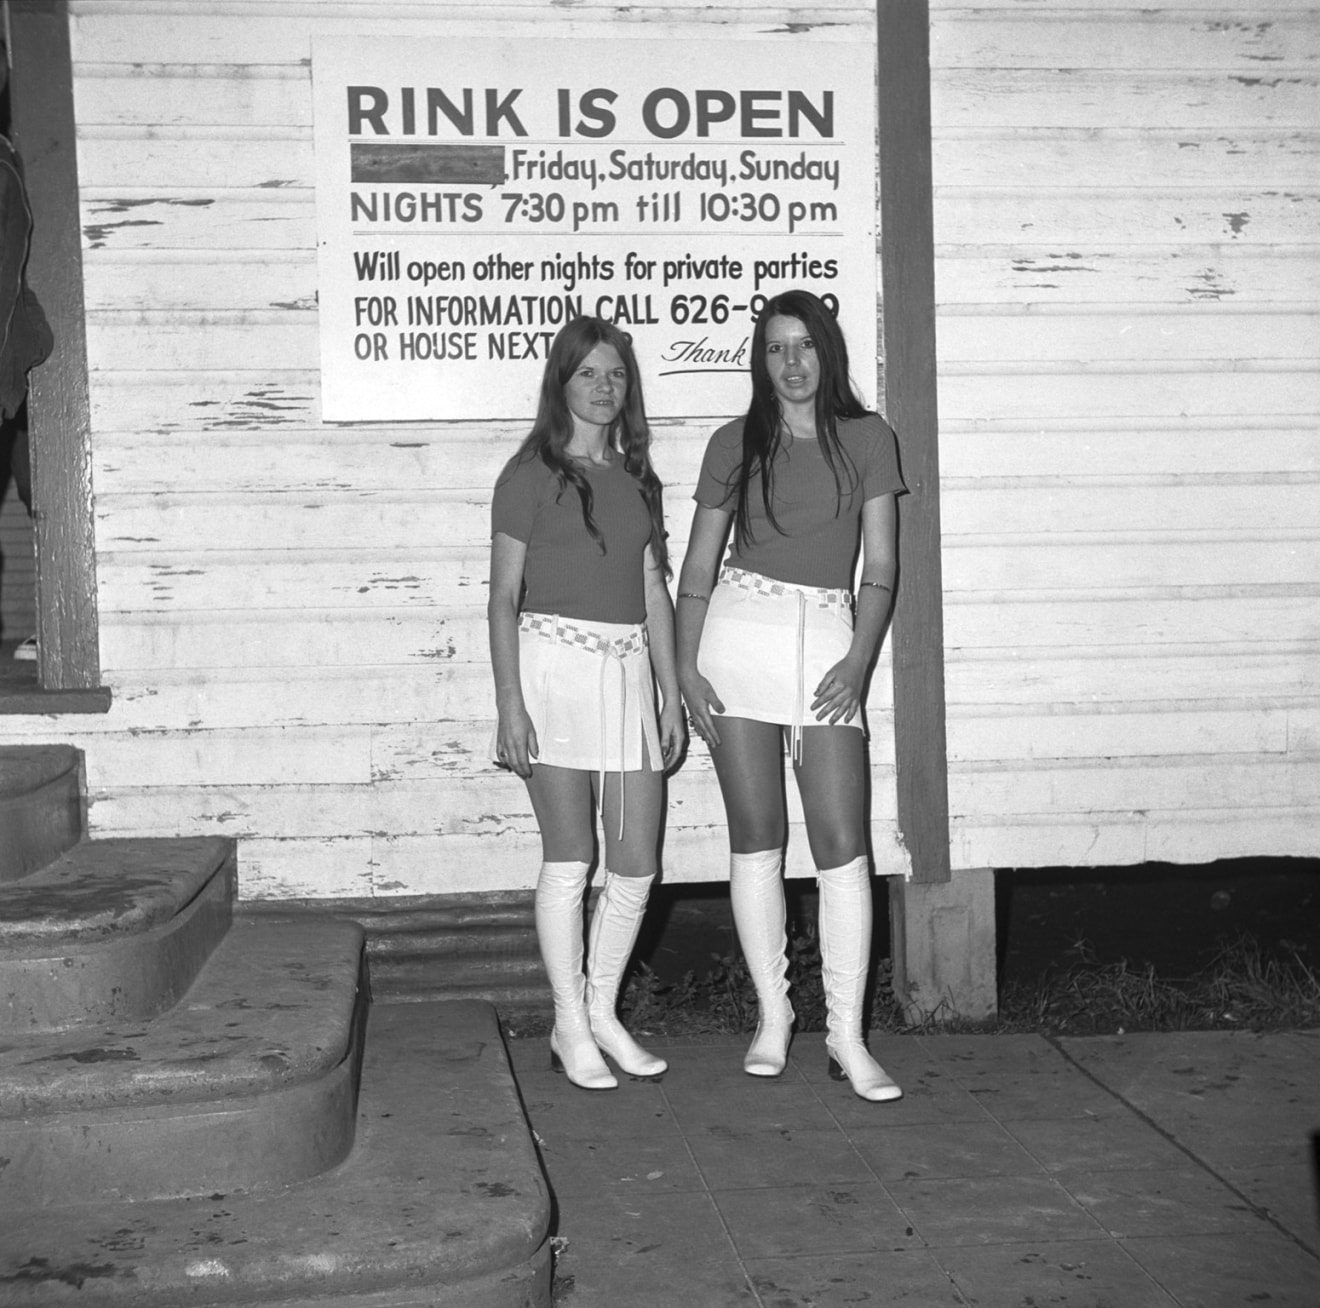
0, 0, 903, 898
930, 0, 1320, 868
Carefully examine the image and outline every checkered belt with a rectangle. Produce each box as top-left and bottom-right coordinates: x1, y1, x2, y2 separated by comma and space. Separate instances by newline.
720, 566, 851, 611
519, 611, 649, 658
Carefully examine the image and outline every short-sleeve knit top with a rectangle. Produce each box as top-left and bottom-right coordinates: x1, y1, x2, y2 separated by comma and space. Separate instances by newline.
492, 452, 656, 625
694, 412, 906, 590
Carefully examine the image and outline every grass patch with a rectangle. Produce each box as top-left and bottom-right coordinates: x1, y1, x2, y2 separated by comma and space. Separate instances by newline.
995, 934, 1320, 1037
615, 929, 1320, 1039
506, 929, 1320, 1040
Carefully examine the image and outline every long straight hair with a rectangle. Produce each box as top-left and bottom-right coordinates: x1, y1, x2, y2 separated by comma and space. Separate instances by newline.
733, 290, 868, 551
508, 316, 669, 577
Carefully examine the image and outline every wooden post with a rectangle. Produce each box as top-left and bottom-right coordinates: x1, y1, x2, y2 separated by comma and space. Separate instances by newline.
876, 0, 995, 1020
877, 0, 949, 886
7, 0, 102, 691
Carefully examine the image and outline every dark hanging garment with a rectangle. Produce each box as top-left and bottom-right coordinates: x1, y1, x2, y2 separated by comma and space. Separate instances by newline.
0, 135, 53, 421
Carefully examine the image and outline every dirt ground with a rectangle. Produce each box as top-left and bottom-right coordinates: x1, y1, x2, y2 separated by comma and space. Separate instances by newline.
635, 856, 1320, 987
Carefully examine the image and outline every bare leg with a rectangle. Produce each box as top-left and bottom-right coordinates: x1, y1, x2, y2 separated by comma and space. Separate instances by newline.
792, 725, 867, 869
594, 767, 664, 879
709, 717, 788, 853
526, 764, 597, 864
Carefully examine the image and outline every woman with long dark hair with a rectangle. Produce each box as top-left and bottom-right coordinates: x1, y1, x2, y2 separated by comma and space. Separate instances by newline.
489, 316, 682, 1090
676, 290, 905, 1102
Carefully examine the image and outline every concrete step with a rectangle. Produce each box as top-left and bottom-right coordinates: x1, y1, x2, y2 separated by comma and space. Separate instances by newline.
0, 999, 551, 1308
0, 836, 235, 1033
369, 947, 546, 999
373, 921, 539, 958
0, 917, 366, 1205
379, 980, 551, 1024
242, 894, 551, 1014
0, 744, 83, 883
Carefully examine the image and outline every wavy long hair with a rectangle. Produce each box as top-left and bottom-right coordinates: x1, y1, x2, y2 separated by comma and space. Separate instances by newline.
733, 290, 868, 551
508, 316, 669, 577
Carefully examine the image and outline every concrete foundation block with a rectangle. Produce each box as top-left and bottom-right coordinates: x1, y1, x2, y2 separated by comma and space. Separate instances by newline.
889, 868, 997, 1023
0, 745, 83, 884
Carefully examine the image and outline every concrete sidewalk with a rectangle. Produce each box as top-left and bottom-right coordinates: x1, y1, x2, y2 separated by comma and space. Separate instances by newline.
507, 1027, 1320, 1307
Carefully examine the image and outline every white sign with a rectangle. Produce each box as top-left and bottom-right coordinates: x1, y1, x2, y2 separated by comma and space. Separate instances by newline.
312, 36, 877, 421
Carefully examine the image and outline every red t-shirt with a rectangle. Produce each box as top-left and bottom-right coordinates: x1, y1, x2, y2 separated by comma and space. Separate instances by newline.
492, 453, 656, 624
694, 413, 906, 589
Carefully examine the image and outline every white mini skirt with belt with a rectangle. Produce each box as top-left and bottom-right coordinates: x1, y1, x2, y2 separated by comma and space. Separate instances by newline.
697, 566, 860, 759
501, 611, 662, 776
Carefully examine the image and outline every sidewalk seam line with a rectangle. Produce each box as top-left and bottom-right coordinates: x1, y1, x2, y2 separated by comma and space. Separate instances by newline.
1046, 1033, 1320, 1264
657, 1076, 770, 1308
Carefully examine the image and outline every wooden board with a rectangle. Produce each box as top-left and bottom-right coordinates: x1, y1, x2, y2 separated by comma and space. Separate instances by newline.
930, 2, 1319, 871
4, 0, 1314, 904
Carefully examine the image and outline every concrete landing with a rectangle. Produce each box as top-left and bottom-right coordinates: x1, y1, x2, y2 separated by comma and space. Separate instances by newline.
511, 1027, 1320, 1306
0, 999, 551, 1308
1, 918, 366, 1203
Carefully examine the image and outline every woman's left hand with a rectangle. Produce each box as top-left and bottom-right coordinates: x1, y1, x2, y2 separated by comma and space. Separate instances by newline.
659, 697, 687, 769
812, 658, 865, 725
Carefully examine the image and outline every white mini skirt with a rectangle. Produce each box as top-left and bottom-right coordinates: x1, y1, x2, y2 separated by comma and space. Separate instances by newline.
495, 611, 662, 775
697, 566, 861, 758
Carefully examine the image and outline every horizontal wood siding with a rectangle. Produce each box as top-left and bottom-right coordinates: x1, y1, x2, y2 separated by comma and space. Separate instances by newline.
0, 1, 904, 896
930, 1, 1320, 867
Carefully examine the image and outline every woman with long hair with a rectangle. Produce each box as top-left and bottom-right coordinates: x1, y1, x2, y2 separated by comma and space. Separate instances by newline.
676, 290, 905, 1102
489, 316, 683, 1090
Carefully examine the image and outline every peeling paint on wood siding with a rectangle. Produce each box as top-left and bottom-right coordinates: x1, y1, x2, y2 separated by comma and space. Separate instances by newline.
81, 194, 314, 251
4, 643, 1272, 732
0, 0, 898, 901
10, 0, 1305, 893
930, 2, 1320, 867
935, 190, 1320, 245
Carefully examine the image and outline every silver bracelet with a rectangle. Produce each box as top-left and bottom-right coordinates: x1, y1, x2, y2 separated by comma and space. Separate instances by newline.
678, 592, 710, 603
859, 581, 892, 591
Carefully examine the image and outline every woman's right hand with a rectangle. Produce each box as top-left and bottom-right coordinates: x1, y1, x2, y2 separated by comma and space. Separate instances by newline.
679, 669, 725, 749
495, 705, 538, 779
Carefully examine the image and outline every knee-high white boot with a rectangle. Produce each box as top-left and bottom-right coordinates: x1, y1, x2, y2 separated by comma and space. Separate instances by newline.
586, 871, 667, 1079
731, 849, 795, 1076
817, 855, 902, 1102
536, 860, 617, 1091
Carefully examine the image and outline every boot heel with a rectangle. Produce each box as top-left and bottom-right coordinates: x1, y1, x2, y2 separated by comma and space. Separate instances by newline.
825, 1040, 902, 1102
